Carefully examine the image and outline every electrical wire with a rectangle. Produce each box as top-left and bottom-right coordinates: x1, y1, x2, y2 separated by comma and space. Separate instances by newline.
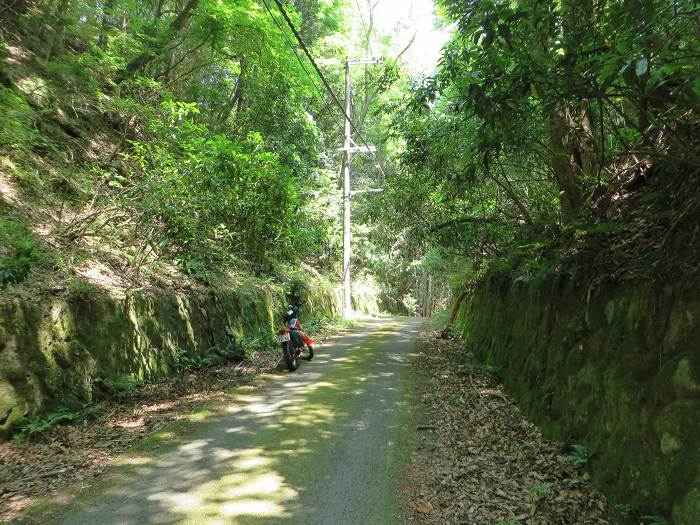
260, 0, 329, 104
267, 0, 387, 177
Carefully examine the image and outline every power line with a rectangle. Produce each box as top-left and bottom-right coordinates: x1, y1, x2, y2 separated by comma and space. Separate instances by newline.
260, 0, 343, 130
268, 0, 386, 177
260, 0, 328, 103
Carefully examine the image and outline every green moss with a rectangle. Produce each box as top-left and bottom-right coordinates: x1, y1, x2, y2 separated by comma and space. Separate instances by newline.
673, 482, 700, 525
672, 358, 700, 398
23, 500, 59, 517
454, 276, 700, 519
0, 270, 385, 440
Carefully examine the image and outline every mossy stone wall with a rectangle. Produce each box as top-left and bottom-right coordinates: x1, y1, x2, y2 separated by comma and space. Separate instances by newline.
0, 279, 347, 437
454, 277, 700, 524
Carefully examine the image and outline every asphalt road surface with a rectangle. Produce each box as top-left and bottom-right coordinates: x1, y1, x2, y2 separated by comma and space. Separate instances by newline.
59, 317, 421, 525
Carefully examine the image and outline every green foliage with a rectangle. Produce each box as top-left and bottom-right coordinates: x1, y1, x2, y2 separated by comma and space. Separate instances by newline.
531, 482, 554, 500
41, 54, 100, 93
124, 116, 305, 266
1, 0, 347, 281
612, 502, 633, 520
301, 316, 357, 338
96, 375, 139, 393
368, 0, 700, 307
430, 308, 450, 330
13, 408, 82, 443
0, 87, 45, 152
63, 276, 98, 296
176, 336, 258, 372
0, 218, 44, 287
176, 352, 222, 372
240, 335, 275, 355
640, 515, 670, 525
560, 444, 589, 466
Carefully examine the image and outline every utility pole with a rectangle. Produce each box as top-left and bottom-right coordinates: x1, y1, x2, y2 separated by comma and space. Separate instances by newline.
339, 56, 381, 318
342, 57, 352, 318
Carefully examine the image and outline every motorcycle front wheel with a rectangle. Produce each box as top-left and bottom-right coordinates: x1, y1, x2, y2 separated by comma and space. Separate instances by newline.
282, 341, 298, 371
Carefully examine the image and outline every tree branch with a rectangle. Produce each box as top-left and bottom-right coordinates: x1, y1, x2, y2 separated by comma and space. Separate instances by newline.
432, 216, 500, 231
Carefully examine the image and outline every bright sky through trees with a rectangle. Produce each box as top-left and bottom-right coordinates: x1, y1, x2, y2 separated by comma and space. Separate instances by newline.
352, 0, 450, 75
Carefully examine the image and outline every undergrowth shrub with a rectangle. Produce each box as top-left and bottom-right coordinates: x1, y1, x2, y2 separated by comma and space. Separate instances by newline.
0, 87, 44, 152
560, 444, 589, 466
431, 307, 450, 329
176, 334, 276, 372
0, 218, 44, 287
12, 407, 81, 444
94, 374, 139, 394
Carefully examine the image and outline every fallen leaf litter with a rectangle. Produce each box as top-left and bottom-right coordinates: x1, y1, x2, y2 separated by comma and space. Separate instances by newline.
401, 328, 617, 525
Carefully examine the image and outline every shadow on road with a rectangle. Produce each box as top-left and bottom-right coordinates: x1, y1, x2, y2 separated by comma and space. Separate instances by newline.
59, 317, 421, 525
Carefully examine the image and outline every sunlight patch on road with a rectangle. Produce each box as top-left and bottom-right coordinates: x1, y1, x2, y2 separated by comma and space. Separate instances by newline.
224, 473, 284, 498
233, 453, 271, 470
157, 447, 299, 523
147, 491, 202, 512
220, 498, 284, 518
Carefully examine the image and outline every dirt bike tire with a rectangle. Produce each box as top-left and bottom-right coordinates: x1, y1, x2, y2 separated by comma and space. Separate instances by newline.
283, 342, 298, 371
305, 345, 314, 361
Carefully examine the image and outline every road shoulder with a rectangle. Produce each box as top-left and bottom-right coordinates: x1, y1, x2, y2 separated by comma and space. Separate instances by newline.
399, 327, 617, 524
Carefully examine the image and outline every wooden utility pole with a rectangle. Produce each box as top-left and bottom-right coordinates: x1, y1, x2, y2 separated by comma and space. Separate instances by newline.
340, 56, 381, 317
342, 57, 352, 318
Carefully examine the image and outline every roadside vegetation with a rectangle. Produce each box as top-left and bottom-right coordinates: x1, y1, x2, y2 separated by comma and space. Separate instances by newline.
1, 0, 698, 523
364, 0, 700, 307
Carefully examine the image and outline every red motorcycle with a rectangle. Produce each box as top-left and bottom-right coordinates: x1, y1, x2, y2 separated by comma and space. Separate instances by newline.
276, 317, 314, 371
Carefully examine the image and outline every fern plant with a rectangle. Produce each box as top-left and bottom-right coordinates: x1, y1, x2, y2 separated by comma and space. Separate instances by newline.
560, 444, 589, 466
13, 408, 82, 444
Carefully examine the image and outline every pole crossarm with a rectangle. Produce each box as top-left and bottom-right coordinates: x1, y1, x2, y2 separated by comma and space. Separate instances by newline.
347, 57, 383, 66
350, 188, 384, 197
336, 145, 377, 154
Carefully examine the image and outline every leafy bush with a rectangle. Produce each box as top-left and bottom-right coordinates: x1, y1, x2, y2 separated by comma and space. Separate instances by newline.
176, 352, 222, 372
612, 502, 633, 520
240, 335, 274, 355
120, 101, 309, 270
531, 483, 553, 500
430, 308, 450, 329
95, 375, 139, 393
0, 218, 44, 287
0, 87, 45, 152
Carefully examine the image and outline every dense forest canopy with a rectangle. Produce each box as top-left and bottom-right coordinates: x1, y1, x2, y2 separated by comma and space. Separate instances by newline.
1, 0, 699, 308
2, 4, 700, 524
363, 0, 700, 308
1, 0, 366, 287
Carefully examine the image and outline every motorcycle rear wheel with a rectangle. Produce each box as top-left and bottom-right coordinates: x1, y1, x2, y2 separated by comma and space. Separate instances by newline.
282, 342, 298, 371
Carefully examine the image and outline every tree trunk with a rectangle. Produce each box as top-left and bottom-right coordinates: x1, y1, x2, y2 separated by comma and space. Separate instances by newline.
47, 0, 70, 60
545, 0, 595, 219
545, 105, 585, 218
169, 0, 198, 31
120, 0, 199, 79
217, 57, 246, 124
97, 0, 114, 49
154, 0, 165, 21
440, 288, 469, 338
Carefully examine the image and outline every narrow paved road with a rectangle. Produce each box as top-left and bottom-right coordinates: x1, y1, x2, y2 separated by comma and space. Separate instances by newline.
60, 317, 420, 525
